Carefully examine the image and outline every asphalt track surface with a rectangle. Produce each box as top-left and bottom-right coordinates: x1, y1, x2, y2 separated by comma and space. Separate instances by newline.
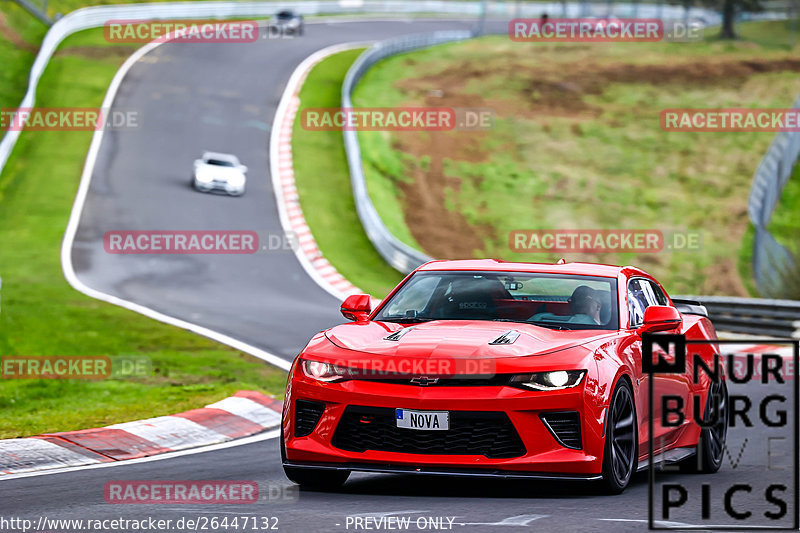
3, 18, 797, 533
2, 377, 796, 533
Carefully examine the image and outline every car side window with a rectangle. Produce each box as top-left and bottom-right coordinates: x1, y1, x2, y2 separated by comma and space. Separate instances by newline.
627, 279, 650, 328
647, 281, 668, 306
628, 278, 669, 327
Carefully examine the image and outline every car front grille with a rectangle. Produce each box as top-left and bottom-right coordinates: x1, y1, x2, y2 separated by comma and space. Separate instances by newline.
332, 406, 525, 458
540, 411, 582, 449
294, 399, 325, 437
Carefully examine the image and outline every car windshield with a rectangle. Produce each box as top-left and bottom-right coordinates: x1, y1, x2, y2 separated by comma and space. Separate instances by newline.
276, 11, 294, 19
206, 159, 235, 167
374, 271, 619, 330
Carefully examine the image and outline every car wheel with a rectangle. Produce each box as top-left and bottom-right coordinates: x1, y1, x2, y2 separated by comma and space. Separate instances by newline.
280, 435, 350, 491
688, 379, 728, 473
600, 378, 637, 494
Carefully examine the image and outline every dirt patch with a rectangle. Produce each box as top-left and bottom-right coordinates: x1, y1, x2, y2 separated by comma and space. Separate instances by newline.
383, 54, 800, 264
701, 257, 750, 296
0, 12, 38, 53
54, 45, 139, 59
397, 56, 800, 118
389, 92, 495, 259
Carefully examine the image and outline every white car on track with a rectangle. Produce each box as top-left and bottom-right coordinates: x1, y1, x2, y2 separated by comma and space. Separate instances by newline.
192, 152, 247, 196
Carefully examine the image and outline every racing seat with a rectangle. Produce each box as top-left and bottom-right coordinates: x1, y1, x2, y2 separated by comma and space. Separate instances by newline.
437, 278, 501, 320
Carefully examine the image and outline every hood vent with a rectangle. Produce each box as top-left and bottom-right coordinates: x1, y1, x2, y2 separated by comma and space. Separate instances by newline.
384, 327, 415, 341
489, 330, 520, 345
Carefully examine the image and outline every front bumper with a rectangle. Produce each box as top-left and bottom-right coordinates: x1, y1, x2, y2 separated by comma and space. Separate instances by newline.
283, 376, 604, 476
282, 460, 602, 481
194, 178, 244, 195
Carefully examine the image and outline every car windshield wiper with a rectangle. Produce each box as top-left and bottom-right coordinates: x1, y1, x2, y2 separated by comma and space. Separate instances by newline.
381, 317, 433, 324
492, 318, 571, 331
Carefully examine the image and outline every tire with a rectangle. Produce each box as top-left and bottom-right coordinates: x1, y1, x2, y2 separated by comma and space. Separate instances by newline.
280, 435, 349, 491
686, 380, 728, 473
600, 378, 638, 494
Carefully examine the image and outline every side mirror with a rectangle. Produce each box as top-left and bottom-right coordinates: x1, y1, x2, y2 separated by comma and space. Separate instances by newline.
638, 305, 682, 333
341, 294, 371, 322
239, 165, 248, 173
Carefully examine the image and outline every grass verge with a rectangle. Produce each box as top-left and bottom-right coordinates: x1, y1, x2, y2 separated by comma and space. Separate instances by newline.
350, 19, 800, 298
0, 28, 285, 439
292, 48, 405, 299
0, 3, 48, 109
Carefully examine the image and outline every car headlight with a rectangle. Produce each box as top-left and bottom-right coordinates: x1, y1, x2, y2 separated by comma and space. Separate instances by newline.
301, 360, 348, 383
196, 173, 212, 183
510, 370, 586, 391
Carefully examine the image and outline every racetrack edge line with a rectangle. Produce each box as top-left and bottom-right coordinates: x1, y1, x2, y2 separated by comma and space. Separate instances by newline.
268, 40, 375, 302
59, 37, 291, 372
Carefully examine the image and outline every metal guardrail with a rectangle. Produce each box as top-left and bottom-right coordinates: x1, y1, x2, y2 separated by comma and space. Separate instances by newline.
341, 30, 475, 273
747, 93, 800, 297
1, 1, 796, 335
340, 16, 800, 335
340, 7, 786, 277
683, 296, 800, 338
0, 0, 731, 176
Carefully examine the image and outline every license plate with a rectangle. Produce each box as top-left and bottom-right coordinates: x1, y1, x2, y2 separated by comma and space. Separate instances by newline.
395, 409, 449, 431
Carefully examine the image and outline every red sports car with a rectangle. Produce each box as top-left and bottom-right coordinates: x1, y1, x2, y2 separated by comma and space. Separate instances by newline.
281, 260, 728, 493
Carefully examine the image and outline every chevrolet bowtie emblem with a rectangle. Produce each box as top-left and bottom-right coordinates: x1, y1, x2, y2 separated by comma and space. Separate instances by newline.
409, 376, 439, 386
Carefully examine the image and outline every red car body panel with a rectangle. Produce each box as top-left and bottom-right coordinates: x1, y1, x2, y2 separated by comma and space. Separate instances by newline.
282, 260, 720, 478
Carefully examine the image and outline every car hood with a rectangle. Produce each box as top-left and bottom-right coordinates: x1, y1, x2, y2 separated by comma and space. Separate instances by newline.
324, 320, 612, 359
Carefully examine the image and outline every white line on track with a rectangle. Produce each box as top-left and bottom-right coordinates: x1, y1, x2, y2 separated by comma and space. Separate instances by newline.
58, 27, 290, 371
268, 41, 374, 302
598, 518, 714, 529
459, 514, 548, 526
59, 27, 373, 372
0, 430, 279, 482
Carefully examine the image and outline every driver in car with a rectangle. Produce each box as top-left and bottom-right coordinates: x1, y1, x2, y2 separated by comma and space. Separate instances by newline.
567, 285, 602, 325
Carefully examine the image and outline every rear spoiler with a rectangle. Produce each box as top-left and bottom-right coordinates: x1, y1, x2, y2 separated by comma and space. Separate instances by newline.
671, 298, 709, 318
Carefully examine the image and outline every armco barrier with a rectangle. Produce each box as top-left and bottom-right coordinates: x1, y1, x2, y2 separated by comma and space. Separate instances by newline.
0, 0, 726, 178
747, 92, 800, 297
1, 1, 794, 338
338, 10, 799, 335
681, 296, 800, 338
340, 8, 725, 275
340, 30, 474, 273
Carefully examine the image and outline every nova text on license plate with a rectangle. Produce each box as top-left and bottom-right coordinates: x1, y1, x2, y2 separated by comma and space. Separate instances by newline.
395, 409, 449, 431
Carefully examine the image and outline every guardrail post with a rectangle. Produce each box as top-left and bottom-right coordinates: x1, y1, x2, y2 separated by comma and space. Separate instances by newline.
9, 0, 53, 26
